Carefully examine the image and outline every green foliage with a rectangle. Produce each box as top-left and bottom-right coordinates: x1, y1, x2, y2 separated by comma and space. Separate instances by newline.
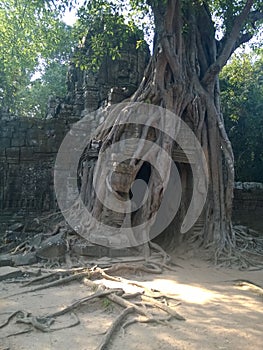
220, 50, 263, 182
0, 0, 75, 116
210, 0, 263, 40
72, 0, 150, 71
15, 62, 68, 118
0, 0, 262, 120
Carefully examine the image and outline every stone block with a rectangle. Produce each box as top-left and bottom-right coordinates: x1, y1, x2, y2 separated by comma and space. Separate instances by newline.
72, 243, 108, 257
45, 137, 61, 153
0, 149, 6, 158
5, 147, 20, 160
0, 129, 13, 138
108, 247, 137, 258
0, 137, 11, 148
26, 138, 39, 147
26, 127, 44, 147
20, 147, 34, 160
12, 252, 37, 266
19, 118, 35, 130
0, 255, 14, 268
11, 133, 26, 147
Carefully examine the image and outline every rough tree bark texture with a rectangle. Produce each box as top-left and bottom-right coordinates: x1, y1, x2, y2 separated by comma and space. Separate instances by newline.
79, 0, 257, 255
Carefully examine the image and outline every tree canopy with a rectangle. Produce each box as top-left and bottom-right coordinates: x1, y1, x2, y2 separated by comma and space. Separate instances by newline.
72, 0, 150, 71
72, 0, 263, 62
220, 50, 263, 182
0, 0, 75, 117
1, 0, 262, 118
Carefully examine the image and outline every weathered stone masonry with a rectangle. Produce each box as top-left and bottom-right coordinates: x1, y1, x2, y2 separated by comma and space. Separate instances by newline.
1, 109, 262, 233
0, 36, 262, 235
0, 113, 78, 213
0, 38, 150, 231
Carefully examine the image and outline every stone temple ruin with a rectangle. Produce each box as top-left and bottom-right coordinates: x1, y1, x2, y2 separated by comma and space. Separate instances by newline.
0, 31, 262, 266
0, 32, 152, 264
0, 33, 149, 214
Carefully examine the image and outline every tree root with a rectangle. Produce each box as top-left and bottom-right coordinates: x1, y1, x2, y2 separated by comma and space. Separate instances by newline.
20, 267, 90, 287
1, 260, 185, 349
148, 241, 170, 265
4, 261, 167, 299
97, 262, 164, 276
6, 328, 32, 338
231, 279, 263, 297
140, 295, 185, 320
122, 313, 177, 329
48, 289, 123, 318
16, 314, 56, 332
21, 272, 58, 287
0, 310, 78, 334
96, 291, 184, 349
3, 270, 92, 299
16, 312, 80, 332
0, 311, 28, 329
214, 225, 263, 269
10, 241, 29, 255
96, 307, 135, 350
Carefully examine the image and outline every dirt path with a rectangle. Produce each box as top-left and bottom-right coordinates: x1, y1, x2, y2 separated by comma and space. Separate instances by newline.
0, 256, 262, 350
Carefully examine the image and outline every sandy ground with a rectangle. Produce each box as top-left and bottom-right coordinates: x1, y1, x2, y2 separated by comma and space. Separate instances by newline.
0, 256, 262, 350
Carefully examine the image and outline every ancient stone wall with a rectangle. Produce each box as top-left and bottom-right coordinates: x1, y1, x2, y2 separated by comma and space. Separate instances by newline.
47, 40, 150, 119
1, 32, 262, 239
233, 182, 263, 209
1, 107, 263, 219
0, 112, 78, 215
233, 182, 263, 233
0, 40, 150, 230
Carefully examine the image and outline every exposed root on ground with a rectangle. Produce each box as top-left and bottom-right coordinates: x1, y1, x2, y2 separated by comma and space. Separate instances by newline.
0, 261, 185, 348
230, 279, 263, 297
207, 225, 263, 269
96, 306, 135, 350
2, 210, 262, 272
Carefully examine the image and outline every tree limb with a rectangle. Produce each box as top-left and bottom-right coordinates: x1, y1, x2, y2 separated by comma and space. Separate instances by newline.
248, 9, 263, 25
202, 0, 255, 86
233, 32, 253, 50
225, 10, 263, 54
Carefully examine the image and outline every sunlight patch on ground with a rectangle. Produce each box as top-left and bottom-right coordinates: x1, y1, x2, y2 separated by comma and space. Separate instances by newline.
143, 279, 218, 304
92, 278, 145, 294
91, 277, 218, 304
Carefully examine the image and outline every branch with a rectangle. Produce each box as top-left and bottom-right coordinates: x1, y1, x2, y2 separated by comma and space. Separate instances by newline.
230, 10, 263, 53
202, 0, 255, 86
232, 32, 253, 52
248, 9, 263, 25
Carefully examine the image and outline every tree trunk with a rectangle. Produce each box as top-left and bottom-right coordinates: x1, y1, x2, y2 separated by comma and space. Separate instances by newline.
78, 0, 236, 256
